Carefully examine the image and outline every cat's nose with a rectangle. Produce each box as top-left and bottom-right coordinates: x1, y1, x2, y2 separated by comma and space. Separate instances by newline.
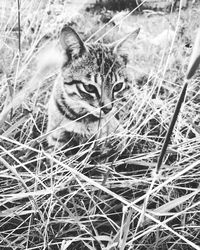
101, 105, 112, 114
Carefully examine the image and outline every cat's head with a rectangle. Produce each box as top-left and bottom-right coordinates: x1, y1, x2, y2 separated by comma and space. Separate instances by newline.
59, 25, 139, 118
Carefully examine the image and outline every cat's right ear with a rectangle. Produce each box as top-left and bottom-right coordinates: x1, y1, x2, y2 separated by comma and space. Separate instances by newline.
60, 25, 85, 61
113, 27, 140, 55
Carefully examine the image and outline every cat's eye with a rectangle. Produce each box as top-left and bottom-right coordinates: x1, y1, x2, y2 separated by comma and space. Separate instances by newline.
83, 84, 97, 93
113, 82, 124, 92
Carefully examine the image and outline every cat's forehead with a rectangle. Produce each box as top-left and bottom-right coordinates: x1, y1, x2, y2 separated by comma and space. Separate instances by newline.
87, 44, 121, 72
65, 43, 127, 79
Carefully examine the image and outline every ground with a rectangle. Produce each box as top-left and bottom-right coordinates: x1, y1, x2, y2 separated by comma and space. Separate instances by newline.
0, 1, 200, 250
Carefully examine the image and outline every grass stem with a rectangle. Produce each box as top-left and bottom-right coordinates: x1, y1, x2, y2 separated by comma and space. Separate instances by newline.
17, 0, 21, 52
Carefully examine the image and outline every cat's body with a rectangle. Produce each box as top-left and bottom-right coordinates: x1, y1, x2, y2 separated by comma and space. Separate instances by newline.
47, 25, 139, 149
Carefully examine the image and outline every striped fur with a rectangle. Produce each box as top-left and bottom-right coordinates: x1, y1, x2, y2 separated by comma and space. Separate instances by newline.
47, 25, 139, 149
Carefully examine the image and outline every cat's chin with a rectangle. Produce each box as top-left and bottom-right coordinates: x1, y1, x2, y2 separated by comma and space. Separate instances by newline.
89, 112, 105, 119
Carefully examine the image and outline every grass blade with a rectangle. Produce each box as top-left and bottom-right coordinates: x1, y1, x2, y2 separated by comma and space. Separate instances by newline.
156, 28, 200, 173
156, 81, 188, 173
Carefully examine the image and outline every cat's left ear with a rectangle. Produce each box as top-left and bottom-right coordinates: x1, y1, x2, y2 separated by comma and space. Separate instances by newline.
113, 27, 140, 58
60, 25, 86, 61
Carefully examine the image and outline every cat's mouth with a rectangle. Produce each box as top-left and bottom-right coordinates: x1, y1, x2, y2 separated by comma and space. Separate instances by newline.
89, 107, 113, 118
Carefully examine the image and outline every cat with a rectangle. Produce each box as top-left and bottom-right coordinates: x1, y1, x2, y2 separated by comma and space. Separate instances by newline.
47, 25, 140, 150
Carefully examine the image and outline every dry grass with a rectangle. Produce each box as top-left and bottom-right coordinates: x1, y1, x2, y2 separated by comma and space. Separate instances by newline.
0, 1, 200, 249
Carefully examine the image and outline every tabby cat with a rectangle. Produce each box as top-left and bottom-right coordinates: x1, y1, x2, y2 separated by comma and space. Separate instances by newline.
47, 25, 139, 149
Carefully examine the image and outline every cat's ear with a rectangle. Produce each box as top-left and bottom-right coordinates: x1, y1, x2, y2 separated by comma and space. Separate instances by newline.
60, 25, 85, 60
113, 27, 140, 57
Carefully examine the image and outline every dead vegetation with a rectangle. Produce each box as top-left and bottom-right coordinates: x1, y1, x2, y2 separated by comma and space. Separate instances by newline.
0, 1, 200, 249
